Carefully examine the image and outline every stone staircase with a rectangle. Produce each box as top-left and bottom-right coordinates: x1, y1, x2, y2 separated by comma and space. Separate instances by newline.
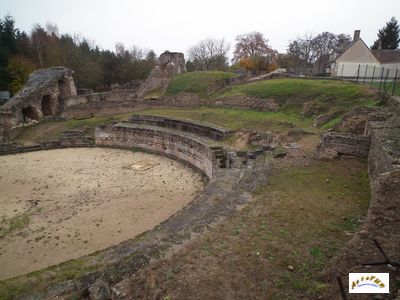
211, 146, 226, 168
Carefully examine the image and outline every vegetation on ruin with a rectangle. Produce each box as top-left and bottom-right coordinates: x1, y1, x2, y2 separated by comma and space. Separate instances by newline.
139, 106, 313, 133
165, 71, 237, 97
143, 87, 164, 99
125, 157, 370, 299
216, 78, 377, 111
165, 76, 378, 119
11, 112, 134, 145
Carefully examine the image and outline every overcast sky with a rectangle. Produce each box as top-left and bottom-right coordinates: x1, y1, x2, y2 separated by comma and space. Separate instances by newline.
1, 0, 399, 57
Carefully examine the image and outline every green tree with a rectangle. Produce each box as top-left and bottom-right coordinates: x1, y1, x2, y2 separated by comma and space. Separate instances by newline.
7, 55, 36, 95
371, 17, 400, 50
0, 15, 17, 90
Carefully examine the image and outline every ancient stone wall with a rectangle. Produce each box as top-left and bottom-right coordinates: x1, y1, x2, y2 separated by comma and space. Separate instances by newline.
324, 109, 400, 297
0, 131, 93, 155
95, 123, 214, 178
213, 96, 278, 111
0, 67, 77, 128
315, 132, 371, 158
136, 51, 186, 98
130, 115, 233, 141
368, 125, 399, 178
63, 90, 137, 108
388, 95, 400, 115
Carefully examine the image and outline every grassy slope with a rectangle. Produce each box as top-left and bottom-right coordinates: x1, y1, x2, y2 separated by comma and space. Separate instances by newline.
12, 112, 133, 145
127, 158, 370, 299
166, 71, 237, 97
215, 78, 377, 112
139, 106, 313, 133
11, 78, 379, 144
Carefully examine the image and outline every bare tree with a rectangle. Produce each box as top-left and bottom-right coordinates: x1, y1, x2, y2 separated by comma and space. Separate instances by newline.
287, 32, 352, 74
30, 24, 49, 67
312, 32, 352, 58
45, 22, 59, 37
187, 38, 230, 71
130, 45, 146, 61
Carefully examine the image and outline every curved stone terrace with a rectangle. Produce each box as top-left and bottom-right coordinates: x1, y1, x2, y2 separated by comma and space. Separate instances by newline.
0, 116, 269, 299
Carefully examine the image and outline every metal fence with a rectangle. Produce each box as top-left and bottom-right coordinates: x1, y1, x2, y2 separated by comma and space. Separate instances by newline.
334, 64, 400, 97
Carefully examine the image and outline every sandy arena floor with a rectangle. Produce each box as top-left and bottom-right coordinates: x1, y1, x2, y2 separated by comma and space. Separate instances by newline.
0, 148, 204, 280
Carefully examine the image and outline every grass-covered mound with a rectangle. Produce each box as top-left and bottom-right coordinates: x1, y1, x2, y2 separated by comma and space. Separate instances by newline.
139, 107, 313, 133
166, 71, 237, 98
214, 78, 377, 113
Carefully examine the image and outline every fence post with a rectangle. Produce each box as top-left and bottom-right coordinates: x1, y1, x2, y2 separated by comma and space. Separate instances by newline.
391, 69, 398, 96
356, 64, 360, 83
379, 67, 385, 95
363, 65, 368, 85
370, 66, 376, 88
383, 69, 390, 95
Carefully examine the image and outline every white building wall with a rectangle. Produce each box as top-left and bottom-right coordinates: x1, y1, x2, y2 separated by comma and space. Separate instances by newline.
335, 62, 381, 78
382, 63, 400, 71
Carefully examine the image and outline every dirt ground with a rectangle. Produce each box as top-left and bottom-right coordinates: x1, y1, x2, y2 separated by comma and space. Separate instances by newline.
116, 136, 372, 299
0, 148, 204, 280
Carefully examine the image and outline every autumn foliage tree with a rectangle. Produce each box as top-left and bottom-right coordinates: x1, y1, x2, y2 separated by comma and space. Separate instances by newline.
232, 32, 277, 73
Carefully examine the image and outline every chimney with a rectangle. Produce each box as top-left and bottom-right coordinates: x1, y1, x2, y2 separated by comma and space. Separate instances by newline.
378, 41, 382, 50
353, 30, 361, 41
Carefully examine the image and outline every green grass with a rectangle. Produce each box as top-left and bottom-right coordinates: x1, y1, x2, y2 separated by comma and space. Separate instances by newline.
215, 78, 377, 113
370, 80, 400, 96
12, 112, 134, 145
166, 71, 237, 97
138, 106, 314, 133
125, 158, 371, 299
0, 214, 30, 238
143, 87, 164, 99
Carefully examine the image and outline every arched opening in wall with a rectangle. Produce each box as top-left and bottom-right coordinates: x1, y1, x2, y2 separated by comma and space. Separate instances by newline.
41, 95, 53, 116
21, 106, 39, 123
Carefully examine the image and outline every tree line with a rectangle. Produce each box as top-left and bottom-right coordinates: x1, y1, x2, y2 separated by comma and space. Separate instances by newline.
0, 15, 156, 95
0, 15, 399, 96
186, 17, 399, 75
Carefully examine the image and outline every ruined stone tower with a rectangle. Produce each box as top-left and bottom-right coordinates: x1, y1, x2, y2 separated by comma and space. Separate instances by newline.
136, 51, 186, 98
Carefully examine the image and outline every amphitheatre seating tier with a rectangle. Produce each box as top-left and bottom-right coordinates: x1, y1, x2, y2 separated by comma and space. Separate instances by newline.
130, 114, 233, 141
95, 122, 215, 178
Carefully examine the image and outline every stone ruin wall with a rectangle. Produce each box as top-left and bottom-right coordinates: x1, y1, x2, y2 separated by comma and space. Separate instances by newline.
315, 132, 371, 159
0, 67, 76, 127
60, 93, 281, 120
321, 101, 400, 291
0, 67, 77, 142
136, 51, 186, 98
130, 115, 233, 141
0, 131, 93, 155
95, 124, 214, 179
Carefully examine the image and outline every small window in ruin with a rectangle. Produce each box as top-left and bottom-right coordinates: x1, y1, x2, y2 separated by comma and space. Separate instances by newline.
21, 106, 39, 123
41, 95, 52, 116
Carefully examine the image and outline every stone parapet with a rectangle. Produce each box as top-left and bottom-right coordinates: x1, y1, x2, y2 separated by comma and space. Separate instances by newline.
95, 123, 214, 178
130, 115, 233, 141
315, 132, 371, 158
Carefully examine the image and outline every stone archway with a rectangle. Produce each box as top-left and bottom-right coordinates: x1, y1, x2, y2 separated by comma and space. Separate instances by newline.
21, 106, 39, 123
41, 95, 53, 116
